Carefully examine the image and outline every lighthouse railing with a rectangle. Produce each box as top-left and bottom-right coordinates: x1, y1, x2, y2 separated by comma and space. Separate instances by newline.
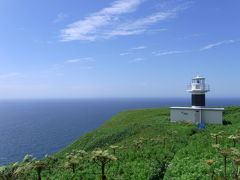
187, 84, 210, 91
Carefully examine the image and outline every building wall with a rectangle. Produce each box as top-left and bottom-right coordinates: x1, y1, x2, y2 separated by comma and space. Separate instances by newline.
170, 109, 223, 124
202, 110, 223, 124
170, 109, 196, 123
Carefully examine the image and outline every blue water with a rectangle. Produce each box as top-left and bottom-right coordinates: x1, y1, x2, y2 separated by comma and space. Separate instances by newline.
0, 98, 239, 165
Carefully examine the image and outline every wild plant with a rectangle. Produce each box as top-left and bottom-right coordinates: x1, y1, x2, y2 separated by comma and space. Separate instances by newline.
31, 160, 48, 180
109, 145, 119, 155
205, 159, 215, 180
228, 135, 239, 147
91, 149, 117, 180
220, 149, 233, 180
64, 156, 79, 173
211, 132, 223, 144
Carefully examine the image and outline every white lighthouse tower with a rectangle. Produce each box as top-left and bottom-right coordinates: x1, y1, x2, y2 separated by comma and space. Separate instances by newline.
170, 76, 224, 124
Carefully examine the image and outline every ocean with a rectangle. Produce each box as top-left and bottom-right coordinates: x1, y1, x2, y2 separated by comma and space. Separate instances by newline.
0, 98, 239, 165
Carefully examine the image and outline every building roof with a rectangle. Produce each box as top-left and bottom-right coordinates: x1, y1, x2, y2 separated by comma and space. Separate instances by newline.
192, 75, 205, 80
170, 106, 224, 111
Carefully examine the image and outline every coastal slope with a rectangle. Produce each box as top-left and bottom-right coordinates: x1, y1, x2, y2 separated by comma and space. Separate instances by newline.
2, 106, 240, 180
54, 106, 240, 179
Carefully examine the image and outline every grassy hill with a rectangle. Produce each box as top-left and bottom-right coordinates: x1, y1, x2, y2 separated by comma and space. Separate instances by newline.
1, 106, 240, 179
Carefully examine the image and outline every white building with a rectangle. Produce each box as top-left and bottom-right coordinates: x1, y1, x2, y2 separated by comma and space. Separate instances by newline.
170, 76, 224, 124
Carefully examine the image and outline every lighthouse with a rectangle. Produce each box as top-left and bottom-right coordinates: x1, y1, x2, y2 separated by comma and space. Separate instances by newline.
170, 76, 224, 124
187, 76, 210, 107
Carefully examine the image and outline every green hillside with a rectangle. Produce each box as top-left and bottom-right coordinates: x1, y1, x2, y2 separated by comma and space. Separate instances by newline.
1, 106, 240, 180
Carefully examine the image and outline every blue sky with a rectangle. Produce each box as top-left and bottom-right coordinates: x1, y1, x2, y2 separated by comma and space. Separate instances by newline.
0, 0, 239, 98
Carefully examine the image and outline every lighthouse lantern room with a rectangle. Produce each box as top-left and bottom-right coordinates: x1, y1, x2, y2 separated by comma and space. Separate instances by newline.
187, 76, 210, 107
170, 76, 224, 124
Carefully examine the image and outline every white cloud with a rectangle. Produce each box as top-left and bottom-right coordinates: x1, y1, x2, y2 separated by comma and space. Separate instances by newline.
129, 58, 144, 62
60, 0, 190, 41
102, 8, 183, 39
200, 40, 237, 51
66, 57, 94, 63
61, 0, 144, 41
119, 11, 173, 29
105, 29, 145, 38
119, 46, 145, 56
132, 46, 146, 50
100, 0, 144, 14
120, 52, 130, 56
0, 73, 22, 80
152, 50, 187, 56
150, 39, 239, 57
147, 28, 168, 33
